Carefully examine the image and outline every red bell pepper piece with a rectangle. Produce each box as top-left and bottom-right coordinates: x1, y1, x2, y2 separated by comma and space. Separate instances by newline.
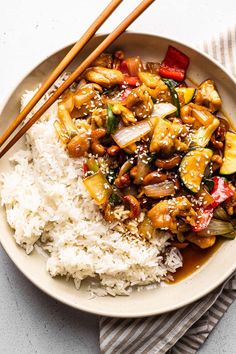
211, 176, 234, 208
159, 46, 189, 82
192, 206, 213, 232
118, 60, 140, 86
192, 177, 234, 232
123, 76, 140, 86
159, 67, 185, 82
119, 60, 129, 75
83, 162, 89, 175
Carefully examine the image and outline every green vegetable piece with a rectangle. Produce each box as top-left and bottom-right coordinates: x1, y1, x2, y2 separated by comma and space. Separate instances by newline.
109, 192, 122, 206
162, 78, 179, 88
87, 158, 99, 173
179, 148, 213, 193
107, 169, 117, 184
83, 171, 112, 205
149, 117, 172, 153
220, 132, 236, 175
107, 104, 119, 135
148, 153, 158, 163
176, 87, 196, 104
162, 78, 180, 117
204, 178, 214, 191
151, 97, 157, 103
191, 117, 220, 147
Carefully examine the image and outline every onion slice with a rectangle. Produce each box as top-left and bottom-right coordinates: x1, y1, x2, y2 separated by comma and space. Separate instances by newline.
113, 120, 152, 148
151, 103, 177, 118
125, 57, 143, 76
213, 206, 230, 221
143, 181, 175, 199
134, 158, 150, 185
196, 218, 234, 237
118, 159, 134, 177
191, 107, 214, 126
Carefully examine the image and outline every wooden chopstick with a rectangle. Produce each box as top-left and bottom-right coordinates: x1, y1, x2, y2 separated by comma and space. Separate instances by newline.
0, 0, 155, 158
0, 0, 123, 148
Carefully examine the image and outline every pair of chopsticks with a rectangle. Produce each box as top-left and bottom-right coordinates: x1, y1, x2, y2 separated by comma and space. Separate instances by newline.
0, 0, 155, 158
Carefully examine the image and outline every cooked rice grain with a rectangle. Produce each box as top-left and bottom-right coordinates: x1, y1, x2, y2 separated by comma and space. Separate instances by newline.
0, 90, 182, 295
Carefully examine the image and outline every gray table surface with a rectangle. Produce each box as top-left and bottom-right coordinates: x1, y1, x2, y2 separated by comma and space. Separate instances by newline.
1, 1, 236, 353
1, 244, 235, 354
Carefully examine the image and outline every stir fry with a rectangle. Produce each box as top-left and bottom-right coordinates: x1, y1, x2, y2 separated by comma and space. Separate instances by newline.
54, 46, 236, 250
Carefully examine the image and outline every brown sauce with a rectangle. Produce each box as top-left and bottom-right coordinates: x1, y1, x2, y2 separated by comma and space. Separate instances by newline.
169, 79, 232, 283
171, 239, 224, 283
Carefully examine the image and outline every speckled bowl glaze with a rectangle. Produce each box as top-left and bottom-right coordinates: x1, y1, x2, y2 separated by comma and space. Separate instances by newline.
0, 33, 236, 317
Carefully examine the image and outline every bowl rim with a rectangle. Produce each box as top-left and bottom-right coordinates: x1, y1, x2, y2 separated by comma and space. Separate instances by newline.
0, 31, 236, 318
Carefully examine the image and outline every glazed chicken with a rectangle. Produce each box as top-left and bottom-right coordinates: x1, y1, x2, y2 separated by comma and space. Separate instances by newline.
195, 79, 222, 113
148, 196, 196, 232
54, 46, 236, 251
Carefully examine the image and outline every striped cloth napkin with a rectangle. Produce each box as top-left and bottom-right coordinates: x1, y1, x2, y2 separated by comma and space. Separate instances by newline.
99, 27, 236, 354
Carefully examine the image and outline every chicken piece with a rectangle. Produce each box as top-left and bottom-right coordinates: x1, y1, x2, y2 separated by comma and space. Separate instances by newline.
145, 80, 171, 103
138, 72, 161, 89
85, 66, 124, 88
186, 234, 216, 249
59, 84, 102, 112
138, 72, 173, 103
58, 84, 103, 122
180, 104, 196, 126
172, 120, 189, 137
124, 85, 153, 119
91, 108, 108, 129
174, 139, 189, 152
67, 133, 90, 157
150, 117, 189, 154
92, 53, 113, 68
71, 84, 103, 118
112, 103, 136, 125
147, 196, 196, 232
73, 83, 102, 109
194, 79, 222, 113
150, 118, 174, 154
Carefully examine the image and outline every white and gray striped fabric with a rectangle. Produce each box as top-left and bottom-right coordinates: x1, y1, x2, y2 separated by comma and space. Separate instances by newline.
200, 26, 236, 77
99, 27, 236, 354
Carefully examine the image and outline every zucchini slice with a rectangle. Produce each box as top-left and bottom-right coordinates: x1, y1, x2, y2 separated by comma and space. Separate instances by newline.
220, 131, 236, 175
179, 148, 213, 193
176, 87, 196, 104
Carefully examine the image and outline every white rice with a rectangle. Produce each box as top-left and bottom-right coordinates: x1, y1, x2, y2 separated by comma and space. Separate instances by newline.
0, 88, 183, 296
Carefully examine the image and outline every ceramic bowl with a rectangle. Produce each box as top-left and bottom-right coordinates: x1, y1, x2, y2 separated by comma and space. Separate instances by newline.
0, 33, 236, 317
